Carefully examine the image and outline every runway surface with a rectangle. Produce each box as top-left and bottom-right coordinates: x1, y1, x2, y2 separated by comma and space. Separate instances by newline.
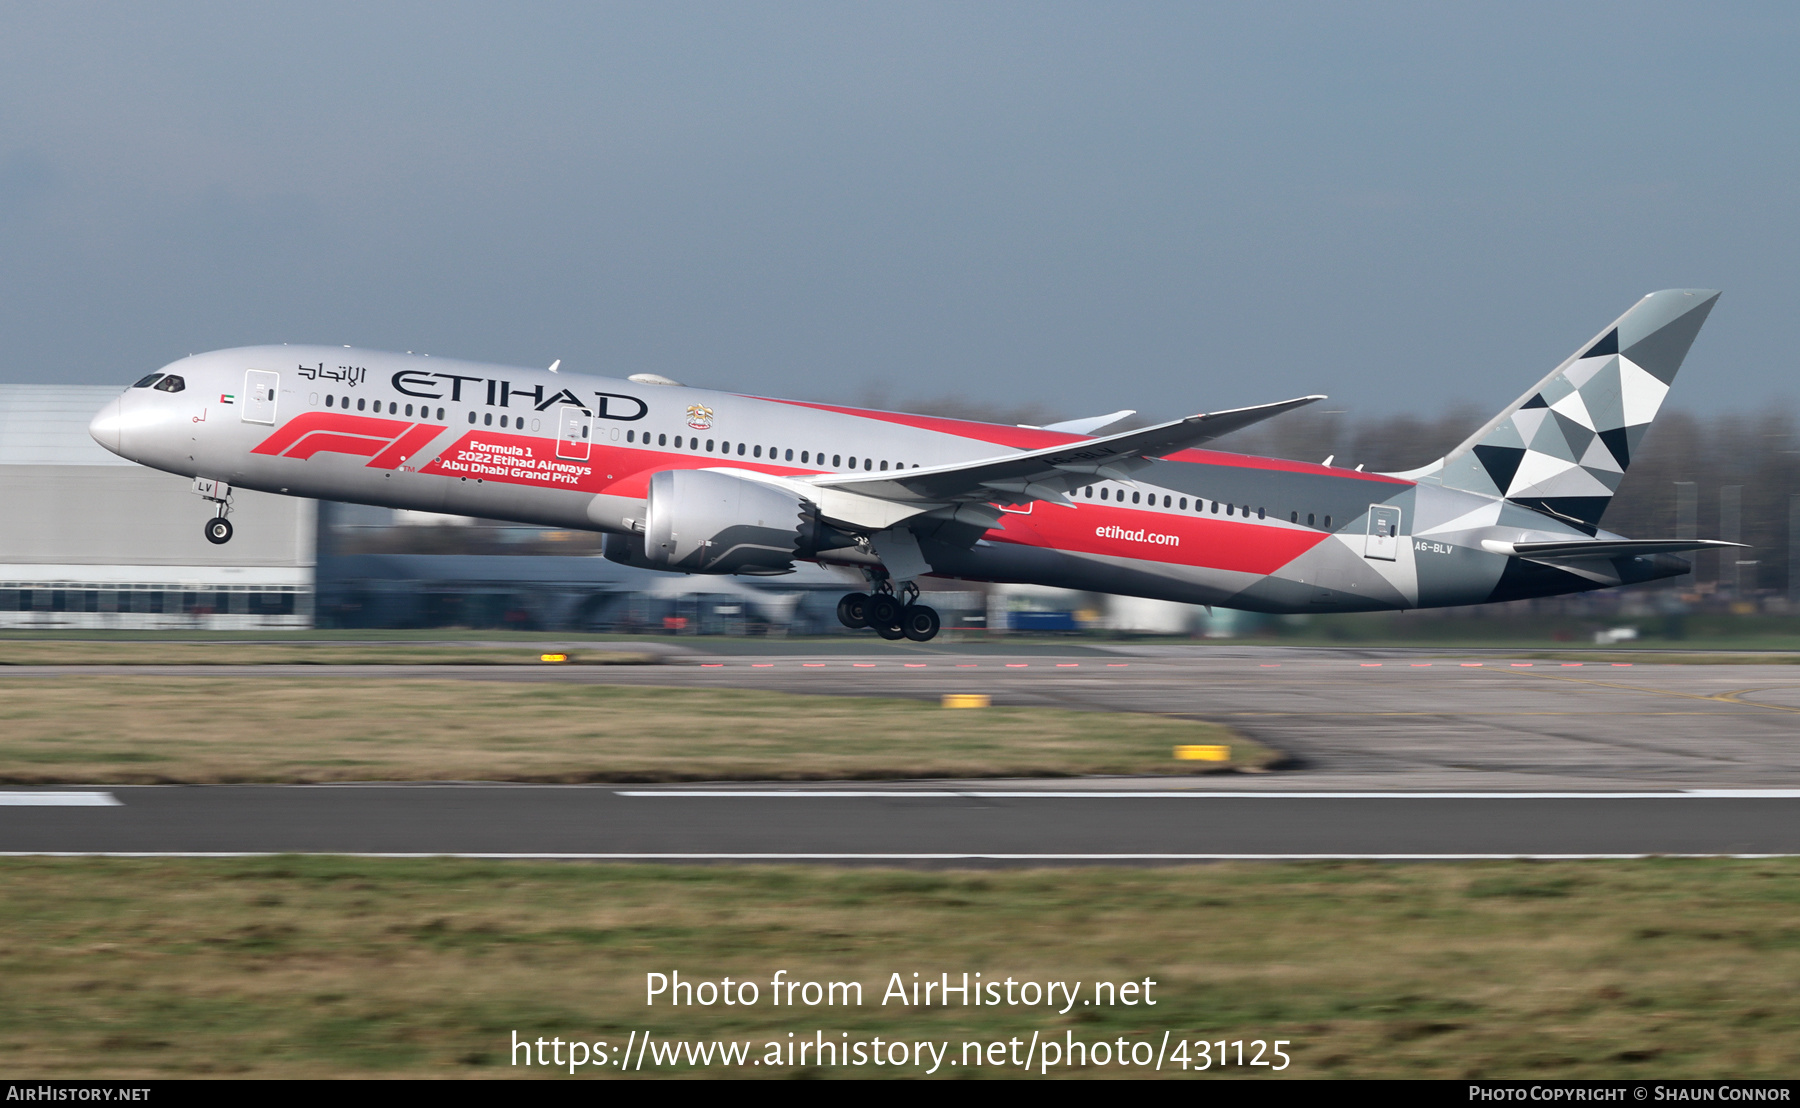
5, 785, 1800, 859
7, 642, 1800, 860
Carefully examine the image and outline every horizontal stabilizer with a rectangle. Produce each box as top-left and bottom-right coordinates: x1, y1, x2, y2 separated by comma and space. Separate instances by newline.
1484, 538, 1747, 560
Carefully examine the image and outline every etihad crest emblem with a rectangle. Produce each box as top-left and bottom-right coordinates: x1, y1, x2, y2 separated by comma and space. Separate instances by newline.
685, 404, 715, 431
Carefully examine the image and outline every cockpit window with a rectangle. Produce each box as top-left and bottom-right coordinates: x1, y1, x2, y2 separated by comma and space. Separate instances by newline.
132, 373, 165, 388
152, 375, 186, 393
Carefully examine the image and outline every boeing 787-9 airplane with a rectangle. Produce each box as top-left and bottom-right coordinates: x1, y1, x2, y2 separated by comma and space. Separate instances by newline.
89, 289, 1735, 640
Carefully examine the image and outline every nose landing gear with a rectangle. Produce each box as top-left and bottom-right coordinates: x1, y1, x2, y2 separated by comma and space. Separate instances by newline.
194, 477, 234, 545
835, 585, 940, 641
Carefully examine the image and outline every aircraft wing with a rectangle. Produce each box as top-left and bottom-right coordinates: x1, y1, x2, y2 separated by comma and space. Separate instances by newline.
1029, 409, 1137, 436
806, 395, 1325, 506
1487, 538, 1748, 559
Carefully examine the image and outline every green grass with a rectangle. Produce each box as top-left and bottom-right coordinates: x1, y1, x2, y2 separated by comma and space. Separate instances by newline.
1, 857, 1796, 1077
0, 678, 1264, 782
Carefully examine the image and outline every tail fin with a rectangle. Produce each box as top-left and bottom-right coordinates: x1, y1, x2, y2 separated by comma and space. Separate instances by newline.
1398, 289, 1720, 532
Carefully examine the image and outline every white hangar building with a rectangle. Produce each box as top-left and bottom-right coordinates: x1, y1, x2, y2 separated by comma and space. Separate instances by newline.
0, 385, 316, 628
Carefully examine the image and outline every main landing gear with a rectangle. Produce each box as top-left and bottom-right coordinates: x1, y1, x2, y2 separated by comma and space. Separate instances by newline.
836, 587, 941, 642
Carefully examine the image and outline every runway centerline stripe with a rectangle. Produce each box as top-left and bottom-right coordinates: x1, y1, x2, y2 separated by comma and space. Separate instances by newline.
0, 792, 121, 807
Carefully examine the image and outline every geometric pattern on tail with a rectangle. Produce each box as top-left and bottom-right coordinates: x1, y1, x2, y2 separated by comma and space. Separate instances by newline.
1422, 289, 1718, 532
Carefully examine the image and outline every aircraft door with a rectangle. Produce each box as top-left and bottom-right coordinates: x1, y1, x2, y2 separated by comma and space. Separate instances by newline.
556, 406, 592, 461
1364, 504, 1401, 561
242, 370, 279, 425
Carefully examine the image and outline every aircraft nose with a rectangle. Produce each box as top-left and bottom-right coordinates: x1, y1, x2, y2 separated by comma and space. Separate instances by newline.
89, 395, 126, 456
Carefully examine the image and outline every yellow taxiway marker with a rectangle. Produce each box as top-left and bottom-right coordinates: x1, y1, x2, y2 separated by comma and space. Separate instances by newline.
1174, 744, 1231, 762
941, 694, 991, 709
539, 653, 569, 663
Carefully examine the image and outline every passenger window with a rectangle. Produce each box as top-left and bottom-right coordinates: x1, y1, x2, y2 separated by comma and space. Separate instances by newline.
1324, 515, 1332, 528
706, 439, 715, 451
132, 373, 164, 388
880, 460, 888, 471
1307, 513, 1315, 527
390, 402, 398, 415
404, 404, 413, 417
1257, 507, 1265, 519
467, 411, 476, 424
864, 458, 872, 470
499, 415, 508, 428
325, 395, 335, 408
1290, 511, 1298, 523
436, 408, 444, 420
1225, 503, 1234, 516
484, 412, 492, 425
785, 449, 794, 461
753, 445, 761, 458
357, 398, 366, 411
834, 455, 842, 467
658, 434, 667, 446
1180, 498, 1187, 510
1085, 487, 1094, 498
801, 451, 809, 463
1100, 487, 1109, 500
153, 375, 186, 393
1163, 495, 1171, 508
1131, 491, 1140, 504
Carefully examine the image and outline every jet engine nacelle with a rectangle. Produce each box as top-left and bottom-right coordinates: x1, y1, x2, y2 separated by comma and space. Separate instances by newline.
640, 468, 807, 574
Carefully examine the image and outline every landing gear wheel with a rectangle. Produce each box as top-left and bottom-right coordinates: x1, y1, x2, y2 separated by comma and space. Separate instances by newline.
204, 517, 234, 545
836, 592, 871, 629
867, 593, 902, 628
874, 621, 906, 641
900, 604, 940, 642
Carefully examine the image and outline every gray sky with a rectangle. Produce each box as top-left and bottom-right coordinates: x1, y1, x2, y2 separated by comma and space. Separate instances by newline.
1, 2, 1795, 423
